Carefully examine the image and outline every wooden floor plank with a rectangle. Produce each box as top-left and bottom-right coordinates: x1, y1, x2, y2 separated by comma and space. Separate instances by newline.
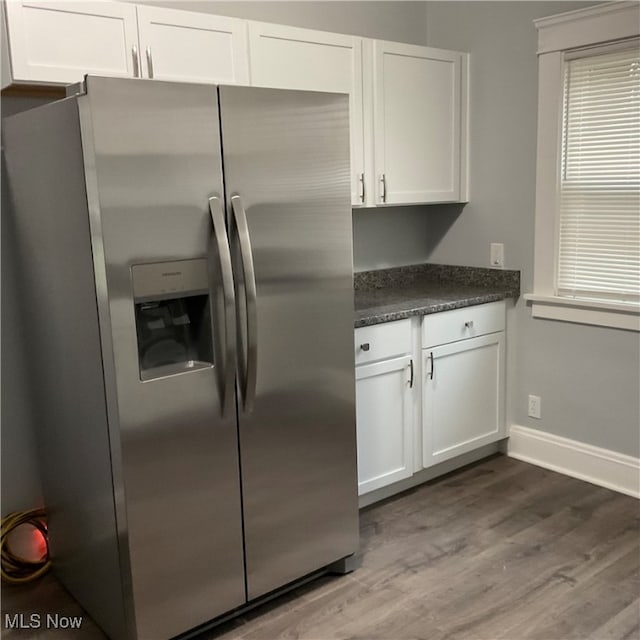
2, 455, 638, 640
588, 599, 640, 640
507, 546, 640, 640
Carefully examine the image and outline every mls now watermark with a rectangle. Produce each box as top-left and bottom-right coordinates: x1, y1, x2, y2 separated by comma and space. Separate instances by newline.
5, 613, 83, 630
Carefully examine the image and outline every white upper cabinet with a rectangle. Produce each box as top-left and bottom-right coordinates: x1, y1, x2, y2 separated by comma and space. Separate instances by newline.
3, 0, 139, 86
2, 2, 469, 206
372, 41, 469, 205
247, 29, 469, 206
136, 6, 248, 84
2, 1, 249, 88
248, 22, 365, 206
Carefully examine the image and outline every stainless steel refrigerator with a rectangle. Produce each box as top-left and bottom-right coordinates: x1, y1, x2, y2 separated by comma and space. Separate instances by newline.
3, 76, 358, 640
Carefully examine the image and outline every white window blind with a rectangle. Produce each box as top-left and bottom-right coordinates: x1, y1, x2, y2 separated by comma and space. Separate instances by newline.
557, 45, 640, 304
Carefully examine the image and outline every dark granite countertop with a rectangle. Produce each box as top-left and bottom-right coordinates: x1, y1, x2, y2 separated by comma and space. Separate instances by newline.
354, 263, 520, 328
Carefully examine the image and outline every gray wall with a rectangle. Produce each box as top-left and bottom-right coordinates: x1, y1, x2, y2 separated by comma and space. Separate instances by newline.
424, 1, 640, 456
2, 95, 56, 512
2, 149, 43, 511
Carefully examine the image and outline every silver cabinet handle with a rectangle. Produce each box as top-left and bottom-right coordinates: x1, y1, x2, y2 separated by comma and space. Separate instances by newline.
359, 173, 365, 203
464, 320, 474, 329
360, 343, 370, 352
145, 46, 154, 79
132, 44, 140, 78
380, 173, 387, 203
428, 352, 434, 380
409, 359, 414, 388
208, 196, 236, 417
230, 194, 257, 413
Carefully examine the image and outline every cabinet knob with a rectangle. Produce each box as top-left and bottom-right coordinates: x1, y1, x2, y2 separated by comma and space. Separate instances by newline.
360, 343, 370, 352
464, 320, 474, 329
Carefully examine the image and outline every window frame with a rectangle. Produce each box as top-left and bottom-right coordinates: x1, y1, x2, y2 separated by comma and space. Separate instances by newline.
527, 1, 640, 332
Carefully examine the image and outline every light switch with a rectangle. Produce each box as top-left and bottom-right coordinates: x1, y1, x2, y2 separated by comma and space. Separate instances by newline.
490, 243, 504, 268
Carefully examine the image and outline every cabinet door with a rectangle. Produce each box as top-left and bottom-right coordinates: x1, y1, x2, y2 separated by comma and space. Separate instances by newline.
373, 41, 468, 204
423, 333, 505, 467
4, 0, 139, 85
356, 355, 413, 495
136, 5, 249, 84
248, 22, 365, 206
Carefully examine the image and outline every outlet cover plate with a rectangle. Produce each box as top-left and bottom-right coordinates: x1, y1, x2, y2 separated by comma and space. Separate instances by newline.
528, 394, 542, 419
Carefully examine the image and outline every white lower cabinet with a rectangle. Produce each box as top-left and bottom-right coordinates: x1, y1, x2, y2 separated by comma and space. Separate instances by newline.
354, 302, 507, 502
356, 356, 414, 495
422, 302, 506, 467
354, 319, 414, 496
423, 333, 505, 465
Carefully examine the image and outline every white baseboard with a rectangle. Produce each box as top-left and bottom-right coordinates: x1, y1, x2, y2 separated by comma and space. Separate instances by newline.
508, 425, 639, 499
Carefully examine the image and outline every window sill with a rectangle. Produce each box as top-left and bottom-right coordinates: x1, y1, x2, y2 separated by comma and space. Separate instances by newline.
524, 294, 640, 332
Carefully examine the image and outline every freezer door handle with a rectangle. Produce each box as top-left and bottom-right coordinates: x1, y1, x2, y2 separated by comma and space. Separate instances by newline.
208, 196, 236, 416
230, 194, 258, 413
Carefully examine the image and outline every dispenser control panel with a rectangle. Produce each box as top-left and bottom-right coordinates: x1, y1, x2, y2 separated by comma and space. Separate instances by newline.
131, 259, 209, 302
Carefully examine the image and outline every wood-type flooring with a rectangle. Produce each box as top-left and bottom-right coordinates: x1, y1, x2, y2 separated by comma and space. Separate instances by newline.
2, 455, 639, 640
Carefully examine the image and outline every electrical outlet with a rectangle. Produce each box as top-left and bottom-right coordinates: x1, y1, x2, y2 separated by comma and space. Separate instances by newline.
490, 243, 504, 268
528, 395, 542, 419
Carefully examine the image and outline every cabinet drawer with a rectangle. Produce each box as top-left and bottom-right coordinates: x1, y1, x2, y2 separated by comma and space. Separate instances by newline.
422, 301, 505, 348
355, 318, 411, 365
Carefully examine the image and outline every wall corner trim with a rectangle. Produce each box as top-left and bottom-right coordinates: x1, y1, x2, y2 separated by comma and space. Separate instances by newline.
508, 424, 640, 499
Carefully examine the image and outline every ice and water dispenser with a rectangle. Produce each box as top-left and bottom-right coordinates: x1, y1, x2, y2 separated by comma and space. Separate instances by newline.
132, 259, 214, 381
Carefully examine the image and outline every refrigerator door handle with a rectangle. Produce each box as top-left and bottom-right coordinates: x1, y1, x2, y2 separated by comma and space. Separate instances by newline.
208, 196, 237, 416
230, 194, 258, 413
